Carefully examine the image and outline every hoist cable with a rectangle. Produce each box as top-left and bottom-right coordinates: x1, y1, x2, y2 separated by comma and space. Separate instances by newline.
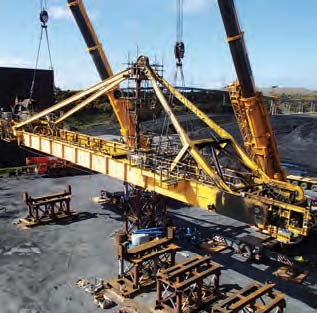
29, 0, 54, 102
29, 27, 44, 101
176, 0, 184, 42
174, 0, 185, 88
44, 27, 53, 70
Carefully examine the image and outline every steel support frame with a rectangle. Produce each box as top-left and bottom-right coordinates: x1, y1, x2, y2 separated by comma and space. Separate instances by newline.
108, 232, 179, 297
156, 255, 222, 313
21, 185, 78, 226
123, 184, 168, 234
14, 58, 312, 242
212, 282, 286, 313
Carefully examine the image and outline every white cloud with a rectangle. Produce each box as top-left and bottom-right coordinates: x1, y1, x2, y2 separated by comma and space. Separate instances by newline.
0, 57, 32, 68
49, 5, 72, 21
183, 0, 216, 14
48, 5, 97, 22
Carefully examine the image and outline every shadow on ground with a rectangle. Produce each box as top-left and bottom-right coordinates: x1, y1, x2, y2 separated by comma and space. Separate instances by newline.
170, 210, 317, 309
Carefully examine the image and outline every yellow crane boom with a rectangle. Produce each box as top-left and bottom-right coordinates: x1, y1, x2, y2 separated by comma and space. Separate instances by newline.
217, 0, 285, 181
11, 57, 311, 244
67, 0, 146, 148
1, 2, 314, 246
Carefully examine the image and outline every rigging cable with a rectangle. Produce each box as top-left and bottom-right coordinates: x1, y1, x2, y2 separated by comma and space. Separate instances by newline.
161, 0, 186, 151
29, 0, 54, 103
174, 0, 185, 87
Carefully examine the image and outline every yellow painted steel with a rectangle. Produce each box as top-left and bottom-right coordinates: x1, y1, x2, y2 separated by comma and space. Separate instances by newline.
67, 0, 142, 147
16, 129, 310, 239
12, 69, 129, 132
10, 60, 311, 242
67, 0, 113, 77
170, 144, 189, 172
151, 70, 304, 202
226, 32, 244, 42
144, 65, 231, 192
228, 82, 286, 181
54, 77, 126, 124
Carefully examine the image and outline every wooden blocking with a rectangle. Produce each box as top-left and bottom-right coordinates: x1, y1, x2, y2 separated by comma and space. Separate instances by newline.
273, 266, 309, 284
200, 239, 229, 254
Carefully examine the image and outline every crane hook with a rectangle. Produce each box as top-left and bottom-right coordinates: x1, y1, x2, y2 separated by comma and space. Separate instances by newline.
174, 41, 185, 66
40, 10, 49, 28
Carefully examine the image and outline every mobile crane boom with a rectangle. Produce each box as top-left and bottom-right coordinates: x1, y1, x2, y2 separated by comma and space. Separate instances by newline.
217, 0, 285, 181
67, 0, 144, 148
3, 1, 314, 245
67, 0, 112, 80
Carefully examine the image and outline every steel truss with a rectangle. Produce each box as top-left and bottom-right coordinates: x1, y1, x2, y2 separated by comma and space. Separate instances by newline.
212, 282, 286, 313
156, 255, 222, 313
11, 56, 312, 243
21, 185, 78, 226
123, 183, 168, 234
107, 228, 179, 297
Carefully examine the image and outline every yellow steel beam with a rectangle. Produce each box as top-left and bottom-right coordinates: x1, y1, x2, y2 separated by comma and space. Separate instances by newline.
54, 76, 126, 124
13, 69, 129, 131
17, 131, 221, 208
170, 144, 189, 172
67, 0, 140, 147
16, 130, 309, 238
152, 71, 304, 201
11, 62, 310, 241
145, 66, 231, 192
67, 0, 114, 77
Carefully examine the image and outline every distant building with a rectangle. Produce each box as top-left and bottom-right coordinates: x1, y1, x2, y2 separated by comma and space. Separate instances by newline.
0, 67, 54, 112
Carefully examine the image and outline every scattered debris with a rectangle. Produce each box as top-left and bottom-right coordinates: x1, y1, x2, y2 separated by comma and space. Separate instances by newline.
76, 278, 116, 309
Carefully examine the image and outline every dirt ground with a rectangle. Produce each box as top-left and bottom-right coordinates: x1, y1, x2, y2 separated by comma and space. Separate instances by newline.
222, 113, 317, 174
1, 113, 317, 312
0, 173, 317, 313
142, 112, 317, 174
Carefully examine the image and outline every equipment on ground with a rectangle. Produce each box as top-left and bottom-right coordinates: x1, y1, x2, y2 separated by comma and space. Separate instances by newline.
108, 227, 179, 297
26, 156, 67, 175
212, 282, 286, 313
156, 255, 222, 313
1, 1, 316, 244
20, 185, 79, 226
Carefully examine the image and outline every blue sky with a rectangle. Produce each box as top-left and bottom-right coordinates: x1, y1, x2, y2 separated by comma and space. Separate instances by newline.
1, 0, 317, 90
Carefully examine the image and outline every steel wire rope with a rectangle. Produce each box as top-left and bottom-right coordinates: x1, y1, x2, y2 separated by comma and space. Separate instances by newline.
29, 0, 54, 105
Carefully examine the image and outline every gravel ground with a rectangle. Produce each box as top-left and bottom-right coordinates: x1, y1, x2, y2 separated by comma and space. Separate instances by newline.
1, 173, 317, 313
1, 113, 317, 312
